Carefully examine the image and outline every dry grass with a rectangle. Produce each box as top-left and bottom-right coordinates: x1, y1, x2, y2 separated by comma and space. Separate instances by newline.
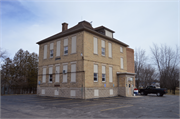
166, 89, 179, 96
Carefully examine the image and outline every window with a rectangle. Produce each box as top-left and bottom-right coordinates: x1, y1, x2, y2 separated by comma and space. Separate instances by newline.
94, 89, 99, 96
108, 43, 112, 57
56, 41, 60, 56
101, 40, 105, 56
121, 58, 124, 69
50, 50, 53, 58
94, 73, 98, 82
50, 43, 54, 58
109, 67, 112, 82
71, 36, 76, 53
71, 90, 76, 96
102, 48, 105, 56
63, 64, 68, 82
43, 45, 47, 59
54, 90, 59, 95
102, 74, 106, 82
49, 67, 53, 83
64, 46, 68, 54
42, 67, 46, 83
102, 65, 106, 82
41, 89, 45, 94
64, 38, 68, 55
120, 46, 123, 53
94, 64, 98, 82
94, 37, 98, 54
110, 89, 113, 95
71, 63, 76, 82
55, 65, 60, 82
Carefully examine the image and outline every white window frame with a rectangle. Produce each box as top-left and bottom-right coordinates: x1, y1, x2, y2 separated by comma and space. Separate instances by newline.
71, 63, 76, 82
64, 46, 68, 55
109, 66, 113, 82
110, 89, 113, 95
49, 66, 53, 83
94, 37, 98, 54
94, 89, 99, 96
108, 43, 112, 58
55, 64, 60, 82
71, 36, 76, 54
120, 46, 123, 53
94, 64, 98, 82
54, 90, 59, 95
50, 43, 54, 58
121, 57, 124, 69
63, 64, 68, 82
101, 40, 105, 56
43, 45, 47, 59
50, 50, 53, 58
42, 67, 46, 83
41, 89, 45, 94
64, 38, 68, 55
102, 65, 106, 82
70, 90, 76, 97
56, 41, 60, 57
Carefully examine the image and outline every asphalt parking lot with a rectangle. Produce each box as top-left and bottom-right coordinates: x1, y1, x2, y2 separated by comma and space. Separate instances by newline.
1, 94, 179, 118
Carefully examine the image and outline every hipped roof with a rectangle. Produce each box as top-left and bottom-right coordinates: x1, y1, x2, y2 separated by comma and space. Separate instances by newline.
36, 21, 129, 47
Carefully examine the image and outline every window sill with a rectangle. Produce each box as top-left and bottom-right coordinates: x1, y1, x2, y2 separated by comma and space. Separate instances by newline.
62, 82, 67, 83
108, 57, 113, 59
64, 54, 68, 56
93, 53, 98, 55
49, 82, 52, 83
94, 81, 98, 82
102, 55, 105, 57
71, 82, 76, 83
71, 53, 76, 54
102, 81, 106, 82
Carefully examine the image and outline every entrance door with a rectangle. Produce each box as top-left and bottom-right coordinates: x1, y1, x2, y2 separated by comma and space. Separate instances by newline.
128, 84, 132, 96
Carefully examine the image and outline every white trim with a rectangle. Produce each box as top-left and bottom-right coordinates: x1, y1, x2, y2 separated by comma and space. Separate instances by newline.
55, 64, 60, 66
70, 61, 77, 64
42, 66, 47, 68
62, 63, 68, 65
48, 65, 53, 67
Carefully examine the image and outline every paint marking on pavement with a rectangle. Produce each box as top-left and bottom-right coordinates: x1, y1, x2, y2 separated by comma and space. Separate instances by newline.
73, 102, 112, 108
100, 105, 133, 112
53, 101, 91, 105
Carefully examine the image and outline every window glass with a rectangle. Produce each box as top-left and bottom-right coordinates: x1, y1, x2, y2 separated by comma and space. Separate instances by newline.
102, 48, 105, 56
102, 74, 106, 82
50, 50, 53, 58
64, 46, 68, 54
94, 73, 98, 82
49, 74, 52, 82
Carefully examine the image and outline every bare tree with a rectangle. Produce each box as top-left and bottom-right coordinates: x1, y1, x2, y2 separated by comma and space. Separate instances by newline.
150, 44, 179, 94
134, 48, 148, 89
0, 49, 7, 60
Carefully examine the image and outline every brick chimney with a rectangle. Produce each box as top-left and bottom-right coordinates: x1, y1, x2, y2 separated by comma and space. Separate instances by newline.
62, 22, 68, 32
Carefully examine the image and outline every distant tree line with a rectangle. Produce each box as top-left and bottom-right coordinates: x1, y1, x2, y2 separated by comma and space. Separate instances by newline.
135, 44, 179, 95
1, 49, 38, 95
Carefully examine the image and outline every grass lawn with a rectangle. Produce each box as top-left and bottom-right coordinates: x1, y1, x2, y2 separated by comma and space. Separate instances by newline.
166, 89, 179, 96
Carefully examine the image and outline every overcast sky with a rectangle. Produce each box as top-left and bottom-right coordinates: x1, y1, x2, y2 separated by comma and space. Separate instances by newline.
1, 0, 179, 60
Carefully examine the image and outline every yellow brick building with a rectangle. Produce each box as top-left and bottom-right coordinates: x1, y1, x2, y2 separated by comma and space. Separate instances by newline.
37, 21, 135, 99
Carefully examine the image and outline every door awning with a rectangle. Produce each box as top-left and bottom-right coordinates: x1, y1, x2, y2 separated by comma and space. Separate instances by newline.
116, 72, 136, 76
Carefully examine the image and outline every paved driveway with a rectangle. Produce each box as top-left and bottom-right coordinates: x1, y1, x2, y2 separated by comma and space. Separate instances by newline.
1, 94, 179, 118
